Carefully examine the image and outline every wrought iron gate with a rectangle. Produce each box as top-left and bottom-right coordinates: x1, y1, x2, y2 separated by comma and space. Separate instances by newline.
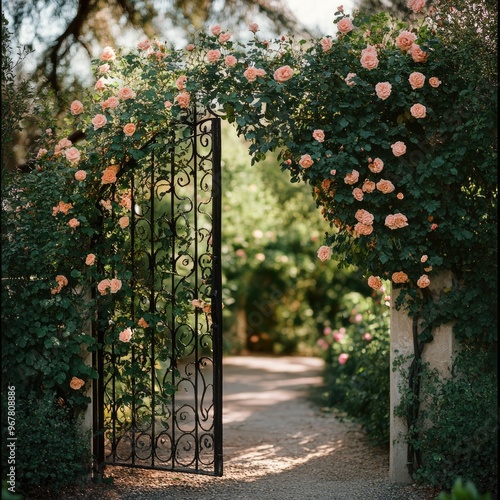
93, 108, 223, 476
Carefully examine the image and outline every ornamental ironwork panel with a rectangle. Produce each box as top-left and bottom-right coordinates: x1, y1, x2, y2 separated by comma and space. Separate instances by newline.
93, 109, 223, 476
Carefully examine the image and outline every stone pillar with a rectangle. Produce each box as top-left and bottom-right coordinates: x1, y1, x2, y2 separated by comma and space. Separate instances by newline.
389, 270, 458, 483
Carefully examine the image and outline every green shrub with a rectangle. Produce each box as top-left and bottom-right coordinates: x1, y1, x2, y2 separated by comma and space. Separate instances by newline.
1, 393, 92, 497
438, 478, 492, 500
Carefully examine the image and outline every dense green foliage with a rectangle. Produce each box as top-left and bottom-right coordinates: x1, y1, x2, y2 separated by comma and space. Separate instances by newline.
438, 478, 492, 500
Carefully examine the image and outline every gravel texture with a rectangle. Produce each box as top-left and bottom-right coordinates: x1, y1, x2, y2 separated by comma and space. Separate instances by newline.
54, 355, 438, 500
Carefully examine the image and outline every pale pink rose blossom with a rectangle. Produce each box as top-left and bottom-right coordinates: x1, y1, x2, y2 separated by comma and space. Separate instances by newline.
186, 43, 195, 51
68, 218, 80, 228
338, 5, 344, 12
118, 87, 136, 100
58, 138, 72, 149
273, 65, 294, 83
344, 169, 359, 185
321, 37, 333, 52
352, 188, 364, 201
424, 266, 433, 272
417, 274, 431, 288
368, 275, 383, 290
407, 0, 426, 13
100, 46, 116, 61
248, 23, 259, 33
101, 96, 119, 109
207, 49, 221, 62
312, 129, 325, 142
338, 353, 349, 365
337, 17, 354, 34
376, 179, 395, 194
385, 213, 409, 229
225, 55, 237, 67
37, 148, 48, 158
70, 377, 85, 390
317, 245, 332, 261
137, 39, 151, 50
119, 216, 130, 229
101, 165, 119, 184
391, 141, 407, 157
175, 91, 191, 108
64, 147, 80, 164
176, 75, 187, 90
94, 78, 107, 91
354, 222, 373, 236
369, 157, 384, 173
430, 223, 438, 231
219, 33, 231, 43
395, 30, 417, 51
330, 169, 337, 175
363, 333, 372, 341
119, 327, 133, 342
360, 45, 379, 70
429, 77, 441, 88
92, 114, 107, 130
110, 278, 122, 293
299, 154, 314, 168
345, 73, 357, 86
85, 254, 96, 266
410, 43, 428, 63
164, 100, 173, 109
410, 103, 427, 118
375, 82, 392, 100
244, 67, 259, 82
255, 68, 266, 78
397, 192, 404, 200
210, 25, 221, 36
70, 100, 84, 115
75, 170, 87, 181
100, 199, 112, 211
99, 64, 110, 73
392, 271, 409, 283
333, 330, 345, 342
56, 275, 68, 288
98, 279, 111, 295
355, 209, 374, 225
362, 180, 376, 193
421, 254, 428, 263
123, 123, 136, 136
138, 317, 149, 328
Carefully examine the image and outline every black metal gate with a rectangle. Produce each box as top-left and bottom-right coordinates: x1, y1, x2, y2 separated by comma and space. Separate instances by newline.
93, 108, 223, 476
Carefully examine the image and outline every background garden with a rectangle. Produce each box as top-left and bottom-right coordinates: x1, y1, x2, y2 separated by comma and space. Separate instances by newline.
1, 0, 497, 498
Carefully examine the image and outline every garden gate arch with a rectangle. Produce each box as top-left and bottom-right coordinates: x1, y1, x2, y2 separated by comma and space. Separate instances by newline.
93, 107, 224, 477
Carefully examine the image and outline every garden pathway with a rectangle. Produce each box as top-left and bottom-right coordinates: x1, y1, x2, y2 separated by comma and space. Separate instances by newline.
65, 355, 436, 499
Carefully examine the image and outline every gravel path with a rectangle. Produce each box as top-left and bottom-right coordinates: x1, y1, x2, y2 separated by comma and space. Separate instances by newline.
60, 355, 438, 500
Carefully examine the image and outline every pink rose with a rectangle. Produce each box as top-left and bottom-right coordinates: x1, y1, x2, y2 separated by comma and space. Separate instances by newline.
369, 157, 384, 173
375, 82, 392, 100
407, 0, 426, 13
57, 138, 72, 149
337, 5, 344, 12
397, 192, 404, 200
70, 377, 85, 390
99, 64, 110, 73
338, 353, 349, 365
391, 141, 407, 157
345, 73, 357, 86
317, 245, 332, 261
225, 55, 237, 67
395, 30, 417, 51
385, 213, 409, 229
273, 65, 294, 83
176, 91, 191, 108
65, 147, 81, 164
85, 254, 96, 266
119, 216, 130, 229
68, 218, 80, 228
392, 271, 409, 283
376, 179, 395, 194
410, 43, 428, 63
97, 279, 111, 295
137, 39, 151, 50
101, 165, 120, 185
299, 154, 314, 168
219, 33, 231, 43
360, 46, 379, 70
352, 188, 364, 201
429, 77, 441, 88
368, 275, 383, 290
362, 180, 376, 193
417, 274, 430, 288
70, 100, 84, 115
92, 113, 107, 130
337, 17, 354, 34
118, 87, 136, 100
138, 317, 149, 328
164, 100, 173, 109
123, 123, 136, 137
100, 46, 116, 61
354, 222, 373, 236
186, 44, 195, 51
248, 23, 259, 33
312, 129, 325, 142
344, 169, 359, 185
210, 25, 221, 36
110, 278, 122, 293
101, 96, 119, 109
321, 37, 333, 52
75, 170, 87, 181
119, 327, 133, 342
94, 78, 107, 92
207, 49, 221, 62
410, 103, 426, 118
355, 209, 374, 225
421, 254, 428, 263
56, 275, 68, 287
37, 148, 48, 158
363, 332, 372, 341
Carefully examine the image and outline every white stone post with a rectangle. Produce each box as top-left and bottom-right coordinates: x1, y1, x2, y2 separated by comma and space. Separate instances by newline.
389, 270, 458, 483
